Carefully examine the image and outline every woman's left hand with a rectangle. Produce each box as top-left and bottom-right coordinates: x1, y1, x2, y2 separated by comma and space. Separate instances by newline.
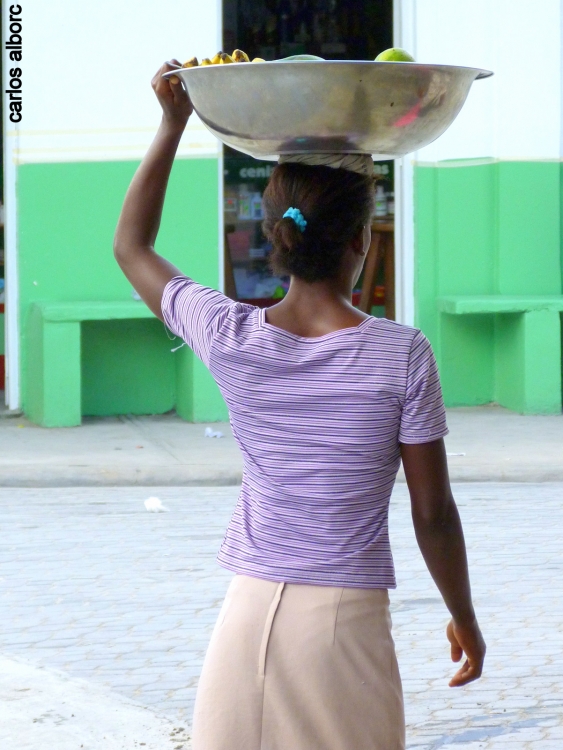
446, 618, 486, 687
151, 60, 193, 129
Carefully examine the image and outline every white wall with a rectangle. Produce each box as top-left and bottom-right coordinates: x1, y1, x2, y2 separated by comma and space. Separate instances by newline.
7, 0, 221, 163
2, 0, 221, 408
392, 0, 562, 327
413, 0, 562, 162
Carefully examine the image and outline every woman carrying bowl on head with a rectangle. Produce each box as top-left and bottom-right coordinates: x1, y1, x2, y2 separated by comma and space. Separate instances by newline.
114, 61, 486, 750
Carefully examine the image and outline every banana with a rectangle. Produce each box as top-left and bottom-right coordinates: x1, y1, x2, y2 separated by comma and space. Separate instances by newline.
182, 56, 199, 68
201, 58, 213, 66
210, 52, 223, 65
252, 57, 266, 63
232, 49, 250, 63
219, 52, 234, 64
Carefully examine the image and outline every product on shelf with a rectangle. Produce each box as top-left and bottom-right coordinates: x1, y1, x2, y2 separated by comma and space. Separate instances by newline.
251, 194, 263, 220
224, 194, 238, 214
374, 185, 387, 217
238, 186, 252, 220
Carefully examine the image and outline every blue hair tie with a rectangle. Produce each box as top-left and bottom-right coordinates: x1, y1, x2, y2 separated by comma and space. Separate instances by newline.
283, 207, 307, 232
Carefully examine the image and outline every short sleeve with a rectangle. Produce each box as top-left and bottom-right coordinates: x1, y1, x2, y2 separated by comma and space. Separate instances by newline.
161, 276, 235, 366
398, 330, 449, 444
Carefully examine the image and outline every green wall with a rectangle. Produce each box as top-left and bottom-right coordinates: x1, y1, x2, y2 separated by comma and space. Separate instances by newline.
18, 157, 228, 422
18, 156, 563, 420
415, 159, 563, 411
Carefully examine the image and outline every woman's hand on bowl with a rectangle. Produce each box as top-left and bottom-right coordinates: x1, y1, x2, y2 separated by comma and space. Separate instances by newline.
151, 60, 193, 130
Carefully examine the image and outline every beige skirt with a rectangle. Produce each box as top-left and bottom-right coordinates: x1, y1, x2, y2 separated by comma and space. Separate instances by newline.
192, 575, 405, 750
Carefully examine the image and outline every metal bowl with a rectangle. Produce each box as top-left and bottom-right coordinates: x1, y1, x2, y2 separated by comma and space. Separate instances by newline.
166, 61, 492, 160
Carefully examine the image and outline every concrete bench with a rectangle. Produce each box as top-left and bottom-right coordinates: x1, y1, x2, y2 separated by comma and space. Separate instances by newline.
437, 295, 563, 414
27, 300, 161, 427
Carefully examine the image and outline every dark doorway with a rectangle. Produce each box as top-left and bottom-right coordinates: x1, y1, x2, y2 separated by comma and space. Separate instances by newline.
224, 1, 392, 62
222, 1, 395, 318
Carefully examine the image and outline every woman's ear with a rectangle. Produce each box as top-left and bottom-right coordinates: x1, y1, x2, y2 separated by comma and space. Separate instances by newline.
352, 224, 372, 257
351, 226, 369, 257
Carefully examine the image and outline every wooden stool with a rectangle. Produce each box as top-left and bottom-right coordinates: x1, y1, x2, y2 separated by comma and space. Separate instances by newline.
358, 222, 395, 320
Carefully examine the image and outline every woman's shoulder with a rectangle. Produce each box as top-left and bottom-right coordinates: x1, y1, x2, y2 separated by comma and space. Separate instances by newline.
361, 315, 423, 347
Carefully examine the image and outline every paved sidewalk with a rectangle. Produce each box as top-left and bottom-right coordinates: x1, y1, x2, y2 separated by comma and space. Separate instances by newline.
0, 405, 562, 485
1, 483, 562, 749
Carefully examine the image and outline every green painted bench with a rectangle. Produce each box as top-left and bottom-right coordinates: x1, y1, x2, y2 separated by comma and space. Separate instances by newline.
27, 300, 166, 427
438, 295, 563, 414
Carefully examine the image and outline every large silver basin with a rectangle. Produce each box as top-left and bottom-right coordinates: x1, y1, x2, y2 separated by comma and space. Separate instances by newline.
167, 61, 492, 160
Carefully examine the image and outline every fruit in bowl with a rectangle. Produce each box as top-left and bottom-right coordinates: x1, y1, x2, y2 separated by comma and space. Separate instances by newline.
375, 47, 415, 62
182, 49, 265, 67
180, 50, 327, 68
181, 47, 415, 68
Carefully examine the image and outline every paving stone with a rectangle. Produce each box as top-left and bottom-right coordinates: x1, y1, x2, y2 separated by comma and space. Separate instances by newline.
1, 483, 562, 748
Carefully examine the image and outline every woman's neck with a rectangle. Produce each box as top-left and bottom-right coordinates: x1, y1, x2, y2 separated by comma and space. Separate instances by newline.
265, 277, 370, 337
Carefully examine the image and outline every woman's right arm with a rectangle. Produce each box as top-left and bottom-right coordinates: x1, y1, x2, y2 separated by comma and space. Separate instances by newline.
113, 61, 192, 319
400, 437, 486, 687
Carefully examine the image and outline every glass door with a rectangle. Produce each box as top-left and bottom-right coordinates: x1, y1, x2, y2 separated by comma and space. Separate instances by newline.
222, 0, 394, 316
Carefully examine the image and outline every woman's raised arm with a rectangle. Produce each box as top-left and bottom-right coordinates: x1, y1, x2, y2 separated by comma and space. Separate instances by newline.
113, 60, 192, 319
400, 438, 486, 687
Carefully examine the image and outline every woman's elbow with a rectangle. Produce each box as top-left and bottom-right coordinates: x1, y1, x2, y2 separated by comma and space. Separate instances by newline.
411, 491, 457, 530
113, 236, 137, 268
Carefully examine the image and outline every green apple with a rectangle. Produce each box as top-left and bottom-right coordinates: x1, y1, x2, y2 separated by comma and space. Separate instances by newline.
375, 48, 415, 62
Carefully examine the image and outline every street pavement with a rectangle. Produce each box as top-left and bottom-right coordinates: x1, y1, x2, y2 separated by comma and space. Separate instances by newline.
1, 406, 562, 485
2, 482, 562, 749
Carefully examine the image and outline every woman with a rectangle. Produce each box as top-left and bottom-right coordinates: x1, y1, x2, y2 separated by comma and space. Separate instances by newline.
115, 61, 486, 750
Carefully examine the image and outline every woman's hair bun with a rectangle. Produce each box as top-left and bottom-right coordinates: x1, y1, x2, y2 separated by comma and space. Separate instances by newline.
270, 216, 305, 273
262, 162, 375, 283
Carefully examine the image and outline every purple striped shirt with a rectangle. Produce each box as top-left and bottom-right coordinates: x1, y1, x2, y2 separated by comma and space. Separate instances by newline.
162, 276, 448, 588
